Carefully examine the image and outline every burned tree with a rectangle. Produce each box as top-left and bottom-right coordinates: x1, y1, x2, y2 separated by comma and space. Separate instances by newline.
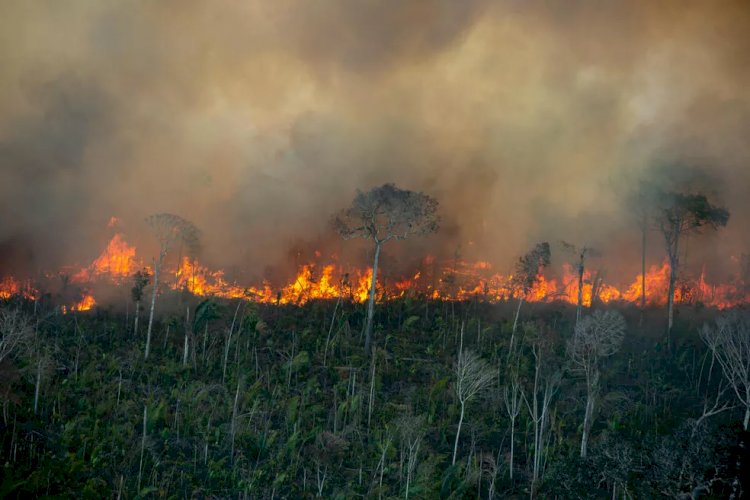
561, 242, 599, 326
333, 183, 439, 354
625, 181, 659, 325
510, 242, 551, 352
144, 213, 200, 360
131, 269, 150, 337
655, 193, 728, 336
568, 309, 626, 458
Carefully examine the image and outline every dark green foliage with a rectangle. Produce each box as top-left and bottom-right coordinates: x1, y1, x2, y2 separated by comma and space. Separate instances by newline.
0, 296, 744, 498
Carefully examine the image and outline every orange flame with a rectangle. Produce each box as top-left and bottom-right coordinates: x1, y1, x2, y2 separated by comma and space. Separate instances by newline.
0, 277, 39, 301
72, 293, 96, 311
2, 228, 748, 310
72, 233, 141, 283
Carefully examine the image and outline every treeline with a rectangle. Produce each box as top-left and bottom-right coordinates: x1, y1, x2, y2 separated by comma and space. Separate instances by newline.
0, 296, 748, 498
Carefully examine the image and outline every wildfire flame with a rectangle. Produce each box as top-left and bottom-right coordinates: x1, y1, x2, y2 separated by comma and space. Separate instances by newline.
72, 233, 141, 283
1, 232, 748, 311
72, 293, 96, 312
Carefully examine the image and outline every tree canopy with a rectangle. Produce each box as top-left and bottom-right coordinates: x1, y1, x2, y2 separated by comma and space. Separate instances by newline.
333, 183, 439, 244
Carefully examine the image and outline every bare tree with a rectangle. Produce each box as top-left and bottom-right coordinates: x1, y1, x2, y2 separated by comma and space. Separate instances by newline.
521, 335, 560, 495
333, 183, 439, 354
510, 242, 550, 353
396, 413, 426, 500
0, 307, 32, 364
700, 312, 750, 430
626, 181, 659, 326
144, 213, 200, 359
502, 355, 521, 482
561, 242, 599, 325
568, 310, 626, 458
655, 193, 728, 337
452, 349, 494, 465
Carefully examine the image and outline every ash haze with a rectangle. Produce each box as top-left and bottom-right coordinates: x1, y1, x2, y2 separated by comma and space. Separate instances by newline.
1, 0, 749, 285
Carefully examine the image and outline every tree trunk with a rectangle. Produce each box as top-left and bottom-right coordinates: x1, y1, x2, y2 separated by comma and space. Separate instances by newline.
509, 416, 515, 481
145, 254, 163, 360
138, 404, 147, 491
665, 225, 681, 341
580, 382, 596, 458
223, 301, 242, 383
364, 243, 381, 355
367, 350, 376, 430
509, 297, 524, 359
183, 334, 189, 367
33, 357, 42, 414
576, 257, 584, 326
744, 405, 749, 431
640, 221, 646, 326
667, 252, 678, 340
133, 300, 140, 336
452, 401, 465, 465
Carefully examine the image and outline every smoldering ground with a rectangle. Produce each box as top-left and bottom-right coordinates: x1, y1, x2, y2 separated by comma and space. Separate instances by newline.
1, 0, 749, 284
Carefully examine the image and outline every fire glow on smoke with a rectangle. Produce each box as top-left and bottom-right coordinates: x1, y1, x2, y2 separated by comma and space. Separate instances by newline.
1, 230, 748, 311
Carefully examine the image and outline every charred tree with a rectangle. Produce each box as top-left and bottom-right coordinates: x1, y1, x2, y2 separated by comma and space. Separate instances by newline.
131, 269, 150, 337
510, 242, 550, 354
562, 242, 599, 326
333, 183, 439, 355
655, 193, 728, 338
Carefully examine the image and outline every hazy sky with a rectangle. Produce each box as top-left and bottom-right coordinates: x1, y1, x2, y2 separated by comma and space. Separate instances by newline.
1, 0, 749, 282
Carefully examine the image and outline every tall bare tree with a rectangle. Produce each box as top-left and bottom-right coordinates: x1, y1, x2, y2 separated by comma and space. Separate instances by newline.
396, 413, 426, 500
144, 213, 200, 359
502, 352, 522, 482
333, 183, 439, 354
561, 242, 599, 325
626, 181, 659, 325
655, 193, 728, 337
452, 349, 493, 465
568, 310, 626, 458
700, 312, 750, 430
0, 307, 32, 364
522, 339, 560, 496
510, 242, 550, 353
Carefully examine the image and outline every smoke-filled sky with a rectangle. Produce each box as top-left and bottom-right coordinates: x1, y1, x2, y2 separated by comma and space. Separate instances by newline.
1, 0, 749, 282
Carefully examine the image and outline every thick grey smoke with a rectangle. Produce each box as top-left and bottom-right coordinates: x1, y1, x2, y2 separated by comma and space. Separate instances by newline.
1, 0, 748, 284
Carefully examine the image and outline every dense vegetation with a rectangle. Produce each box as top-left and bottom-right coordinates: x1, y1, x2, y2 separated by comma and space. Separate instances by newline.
1, 294, 747, 499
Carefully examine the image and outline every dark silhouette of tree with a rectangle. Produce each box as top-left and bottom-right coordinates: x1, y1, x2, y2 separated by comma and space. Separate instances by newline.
510, 242, 551, 353
561, 242, 599, 326
144, 213, 200, 360
333, 183, 439, 354
626, 181, 659, 326
655, 193, 728, 337
131, 269, 150, 337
